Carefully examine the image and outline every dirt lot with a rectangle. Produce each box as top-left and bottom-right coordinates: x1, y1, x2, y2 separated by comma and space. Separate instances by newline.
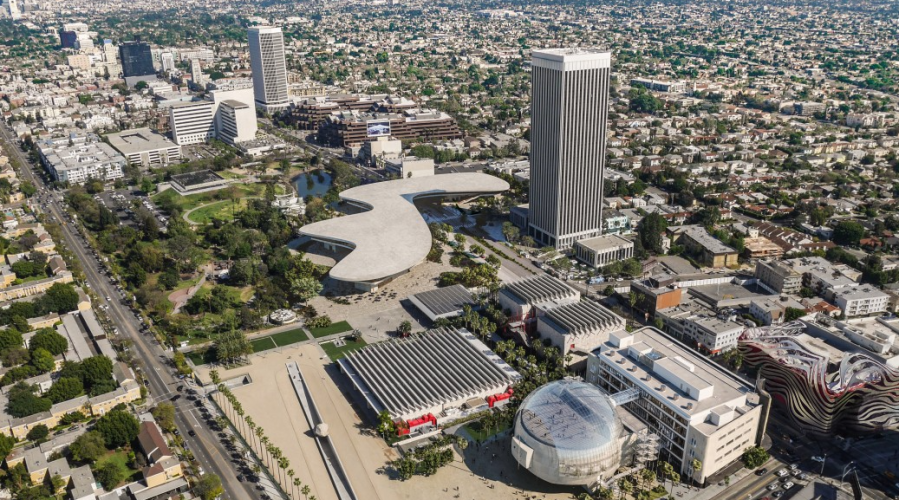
207, 344, 582, 500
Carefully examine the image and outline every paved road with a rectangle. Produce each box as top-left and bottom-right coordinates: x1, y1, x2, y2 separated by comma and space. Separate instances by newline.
0, 126, 254, 500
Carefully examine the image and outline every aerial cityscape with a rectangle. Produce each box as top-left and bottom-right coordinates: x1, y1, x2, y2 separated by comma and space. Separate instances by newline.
0, 0, 897, 499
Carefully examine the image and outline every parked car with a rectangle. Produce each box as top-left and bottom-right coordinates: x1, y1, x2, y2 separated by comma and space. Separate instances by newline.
811, 456, 825, 463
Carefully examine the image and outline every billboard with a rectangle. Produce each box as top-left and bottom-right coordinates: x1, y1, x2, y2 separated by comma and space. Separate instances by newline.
366, 120, 391, 138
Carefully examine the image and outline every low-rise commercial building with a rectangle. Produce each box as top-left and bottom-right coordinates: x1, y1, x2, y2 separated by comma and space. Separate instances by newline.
754, 260, 801, 295
318, 109, 462, 148
106, 128, 181, 167
587, 327, 767, 485
498, 274, 580, 320
677, 227, 738, 268
573, 234, 634, 268
536, 300, 625, 355
37, 134, 126, 184
384, 156, 434, 178
831, 286, 890, 317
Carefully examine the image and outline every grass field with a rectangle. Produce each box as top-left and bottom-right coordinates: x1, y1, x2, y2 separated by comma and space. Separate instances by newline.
153, 181, 280, 213
96, 450, 140, 485
188, 327, 309, 365
308, 320, 353, 338
187, 199, 249, 224
463, 420, 510, 442
320, 336, 367, 362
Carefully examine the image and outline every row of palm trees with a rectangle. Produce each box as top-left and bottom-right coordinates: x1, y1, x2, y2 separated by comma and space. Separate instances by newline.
210, 370, 314, 500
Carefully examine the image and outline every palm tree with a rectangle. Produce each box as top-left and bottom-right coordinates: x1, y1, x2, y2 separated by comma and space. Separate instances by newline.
293, 477, 303, 499
301, 484, 311, 500
278, 457, 291, 489
287, 469, 295, 498
261, 436, 271, 467
255, 426, 265, 455
246, 417, 257, 450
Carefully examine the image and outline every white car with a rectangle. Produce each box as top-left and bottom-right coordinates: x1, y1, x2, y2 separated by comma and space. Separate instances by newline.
776, 469, 789, 477
811, 456, 825, 463
789, 464, 798, 470
784, 482, 794, 489
767, 484, 778, 491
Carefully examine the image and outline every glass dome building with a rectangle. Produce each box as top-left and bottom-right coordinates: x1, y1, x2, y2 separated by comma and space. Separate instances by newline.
511, 379, 623, 486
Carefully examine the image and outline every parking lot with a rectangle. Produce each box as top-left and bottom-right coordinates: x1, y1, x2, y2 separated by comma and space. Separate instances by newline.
97, 189, 169, 229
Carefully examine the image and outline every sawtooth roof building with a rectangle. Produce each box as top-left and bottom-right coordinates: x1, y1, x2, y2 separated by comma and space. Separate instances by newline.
338, 327, 521, 421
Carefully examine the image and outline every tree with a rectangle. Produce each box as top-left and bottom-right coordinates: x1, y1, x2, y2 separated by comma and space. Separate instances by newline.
742, 446, 770, 468
6, 382, 51, 418
194, 474, 224, 500
26, 424, 49, 442
638, 213, 669, 255
288, 275, 322, 303
29, 329, 68, 356
0, 328, 23, 351
96, 460, 125, 490
70, 431, 107, 462
0, 433, 15, 460
376, 410, 396, 438
31, 348, 55, 373
41, 283, 80, 313
784, 307, 807, 322
398, 320, 412, 337
47, 377, 83, 403
832, 221, 865, 246
80, 355, 114, 390
501, 222, 520, 242
151, 402, 176, 432
95, 410, 140, 448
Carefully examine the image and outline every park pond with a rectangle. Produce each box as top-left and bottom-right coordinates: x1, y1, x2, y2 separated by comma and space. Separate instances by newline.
293, 169, 333, 198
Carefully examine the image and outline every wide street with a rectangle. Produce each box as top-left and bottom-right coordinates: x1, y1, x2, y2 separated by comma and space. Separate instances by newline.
0, 124, 255, 500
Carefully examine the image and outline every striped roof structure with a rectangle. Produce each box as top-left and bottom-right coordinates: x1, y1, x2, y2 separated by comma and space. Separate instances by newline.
503, 274, 579, 305
541, 300, 625, 337
339, 327, 520, 420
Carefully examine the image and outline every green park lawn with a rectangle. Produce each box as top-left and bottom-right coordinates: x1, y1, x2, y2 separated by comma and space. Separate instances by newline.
187, 327, 309, 365
96, 450, 140, 485
187, 199, 248, 224
308, 320, 353, 338
320, 336, 367, 362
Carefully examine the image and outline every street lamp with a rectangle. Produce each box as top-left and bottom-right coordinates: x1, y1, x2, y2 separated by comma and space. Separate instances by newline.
839, 462, 855, 490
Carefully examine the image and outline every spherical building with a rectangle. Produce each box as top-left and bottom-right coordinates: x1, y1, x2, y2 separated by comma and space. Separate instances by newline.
511, 380, 623, 487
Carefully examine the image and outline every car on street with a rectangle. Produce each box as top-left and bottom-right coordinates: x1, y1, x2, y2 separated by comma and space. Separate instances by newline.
756, 468, 769, 476
188, 430, 196, 437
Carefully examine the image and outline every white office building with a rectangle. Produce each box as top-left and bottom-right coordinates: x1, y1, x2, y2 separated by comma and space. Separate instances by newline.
832, 286, 890, 317
190, 59, 204, 86
218, 100, 257, 145
528, 48, 611, 250
573, 234, 634, 268
587, 327, 766, 485
160, 52, 176, 73
248, 26, 289, 112
105, 128, 181, 167
169, 100, 215, 145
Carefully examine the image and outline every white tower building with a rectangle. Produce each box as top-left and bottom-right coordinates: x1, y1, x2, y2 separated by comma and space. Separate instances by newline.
527, 48, 611, 250
247, 26, 289, 113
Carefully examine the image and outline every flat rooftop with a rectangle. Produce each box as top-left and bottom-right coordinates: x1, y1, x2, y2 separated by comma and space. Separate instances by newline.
171, 169, 226, 187
596, 327, 756, 420
106, 128, 178, 154
574, 234, 633, 252
299, 173, 508, 284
